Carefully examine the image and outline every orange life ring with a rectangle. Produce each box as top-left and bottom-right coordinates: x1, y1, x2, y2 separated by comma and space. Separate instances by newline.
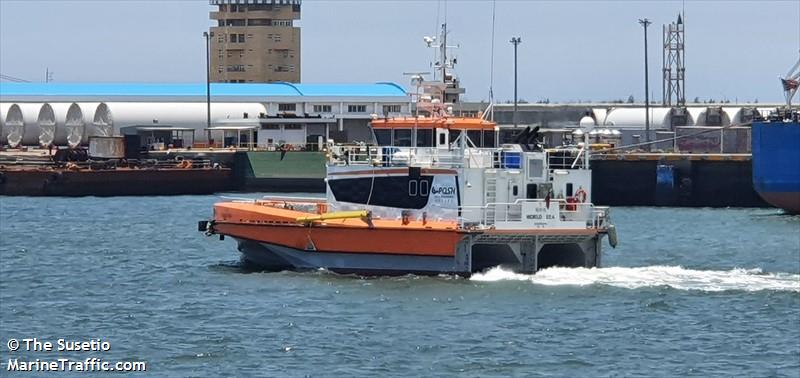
574, 188, 588, 203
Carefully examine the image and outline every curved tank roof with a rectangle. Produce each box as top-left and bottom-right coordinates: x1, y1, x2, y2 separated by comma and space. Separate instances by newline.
0, 82, 408, 102
601, 108, 673, 129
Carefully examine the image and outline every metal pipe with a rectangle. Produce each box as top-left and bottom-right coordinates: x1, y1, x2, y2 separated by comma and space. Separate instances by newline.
203, 31, 214, 144
639, 18, 652, 151
510, 37, 522, 128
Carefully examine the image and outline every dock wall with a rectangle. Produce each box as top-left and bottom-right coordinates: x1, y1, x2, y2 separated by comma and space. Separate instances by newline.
591, 155, 765, 207
228, 151, 766, 208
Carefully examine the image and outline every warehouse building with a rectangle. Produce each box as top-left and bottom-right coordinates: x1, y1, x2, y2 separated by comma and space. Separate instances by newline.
0, 82, 409, 149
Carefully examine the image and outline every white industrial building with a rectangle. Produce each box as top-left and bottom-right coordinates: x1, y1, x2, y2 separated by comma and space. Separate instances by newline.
0, 82, 410, 149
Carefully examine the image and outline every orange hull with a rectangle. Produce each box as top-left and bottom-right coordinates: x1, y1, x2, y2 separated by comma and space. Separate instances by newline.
213, 202, 464, 256
206, 201, 606, 275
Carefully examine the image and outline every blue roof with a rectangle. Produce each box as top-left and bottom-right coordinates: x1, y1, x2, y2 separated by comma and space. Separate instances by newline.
0, 82, 408, 98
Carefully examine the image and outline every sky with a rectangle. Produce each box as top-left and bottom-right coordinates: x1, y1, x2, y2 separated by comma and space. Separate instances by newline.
0, 0, 798, 103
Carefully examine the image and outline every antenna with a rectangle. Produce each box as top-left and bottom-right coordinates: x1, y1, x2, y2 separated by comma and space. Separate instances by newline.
423, 24, 460, 95
443, 0, 448, 28
45, 68, 54, 83
489, 0, 496, 117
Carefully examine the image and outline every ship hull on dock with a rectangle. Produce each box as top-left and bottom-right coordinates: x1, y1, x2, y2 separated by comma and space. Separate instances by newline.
752, 120, 800, 214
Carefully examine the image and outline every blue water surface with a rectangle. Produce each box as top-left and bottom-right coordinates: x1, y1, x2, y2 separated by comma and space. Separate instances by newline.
1, 195, 798, 377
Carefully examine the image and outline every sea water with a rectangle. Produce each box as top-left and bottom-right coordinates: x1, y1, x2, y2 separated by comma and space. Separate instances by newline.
1, 195, 798, 376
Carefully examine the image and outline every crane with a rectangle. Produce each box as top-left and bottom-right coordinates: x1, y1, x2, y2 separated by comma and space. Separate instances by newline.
781, 54, 800, 109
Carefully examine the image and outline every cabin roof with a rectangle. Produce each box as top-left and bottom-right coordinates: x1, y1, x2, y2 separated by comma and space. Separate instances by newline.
371, 117, 497, 131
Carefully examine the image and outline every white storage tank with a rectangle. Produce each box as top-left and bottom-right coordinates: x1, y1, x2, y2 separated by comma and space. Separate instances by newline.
103, 102, 268, 143
602, 107, 673, 129
4, 104, 41, 148
0, 103, 10, 146
37, 103, 57, 147
47, 103, 73, 147
65, 103, 89, 148
92, 103, 113, 137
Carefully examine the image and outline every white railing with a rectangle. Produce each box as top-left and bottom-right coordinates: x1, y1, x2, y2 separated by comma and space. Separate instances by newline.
328, 145, 494, 169
328, 144, 591, 172
546, 151, 586, 170
459, 198, 610, 230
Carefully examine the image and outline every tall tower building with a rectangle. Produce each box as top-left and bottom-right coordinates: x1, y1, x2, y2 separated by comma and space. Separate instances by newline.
209, 0, 301, 83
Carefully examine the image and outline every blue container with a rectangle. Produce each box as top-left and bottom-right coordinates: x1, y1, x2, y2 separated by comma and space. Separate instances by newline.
655, 164, 676, 206
502, 152, 521, 169
656, 165, 675, 189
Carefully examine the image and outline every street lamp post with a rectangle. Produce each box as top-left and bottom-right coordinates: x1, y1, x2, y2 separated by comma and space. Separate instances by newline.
638, 18, 652, 151
203, 31, 214, 145
510, 37, 522, 128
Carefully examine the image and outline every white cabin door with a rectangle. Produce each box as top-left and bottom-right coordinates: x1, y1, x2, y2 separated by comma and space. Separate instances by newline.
493, 175, 510, 222
436, 128, 449, 149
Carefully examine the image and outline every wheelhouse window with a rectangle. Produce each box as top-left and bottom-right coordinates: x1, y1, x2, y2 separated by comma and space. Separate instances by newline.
449, 129, 462, 145
393, 129, 412, 147
416, 129, 433, 147
483, 130, 497, 147
373, 129, 391, 146
467, 130, 482, 147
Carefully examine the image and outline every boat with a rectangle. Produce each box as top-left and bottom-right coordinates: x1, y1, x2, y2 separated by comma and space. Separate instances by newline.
199, 25, 617, 275
200, 106, 619, 275
751, 57, 800, 214
200, 118, 616, 275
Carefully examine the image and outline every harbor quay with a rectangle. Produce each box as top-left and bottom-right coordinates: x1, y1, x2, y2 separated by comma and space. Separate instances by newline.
0, 83, 778, 206
0, 136, 767, 207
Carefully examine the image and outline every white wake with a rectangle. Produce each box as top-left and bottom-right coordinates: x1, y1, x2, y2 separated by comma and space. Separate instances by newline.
471, 266, 800, 292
